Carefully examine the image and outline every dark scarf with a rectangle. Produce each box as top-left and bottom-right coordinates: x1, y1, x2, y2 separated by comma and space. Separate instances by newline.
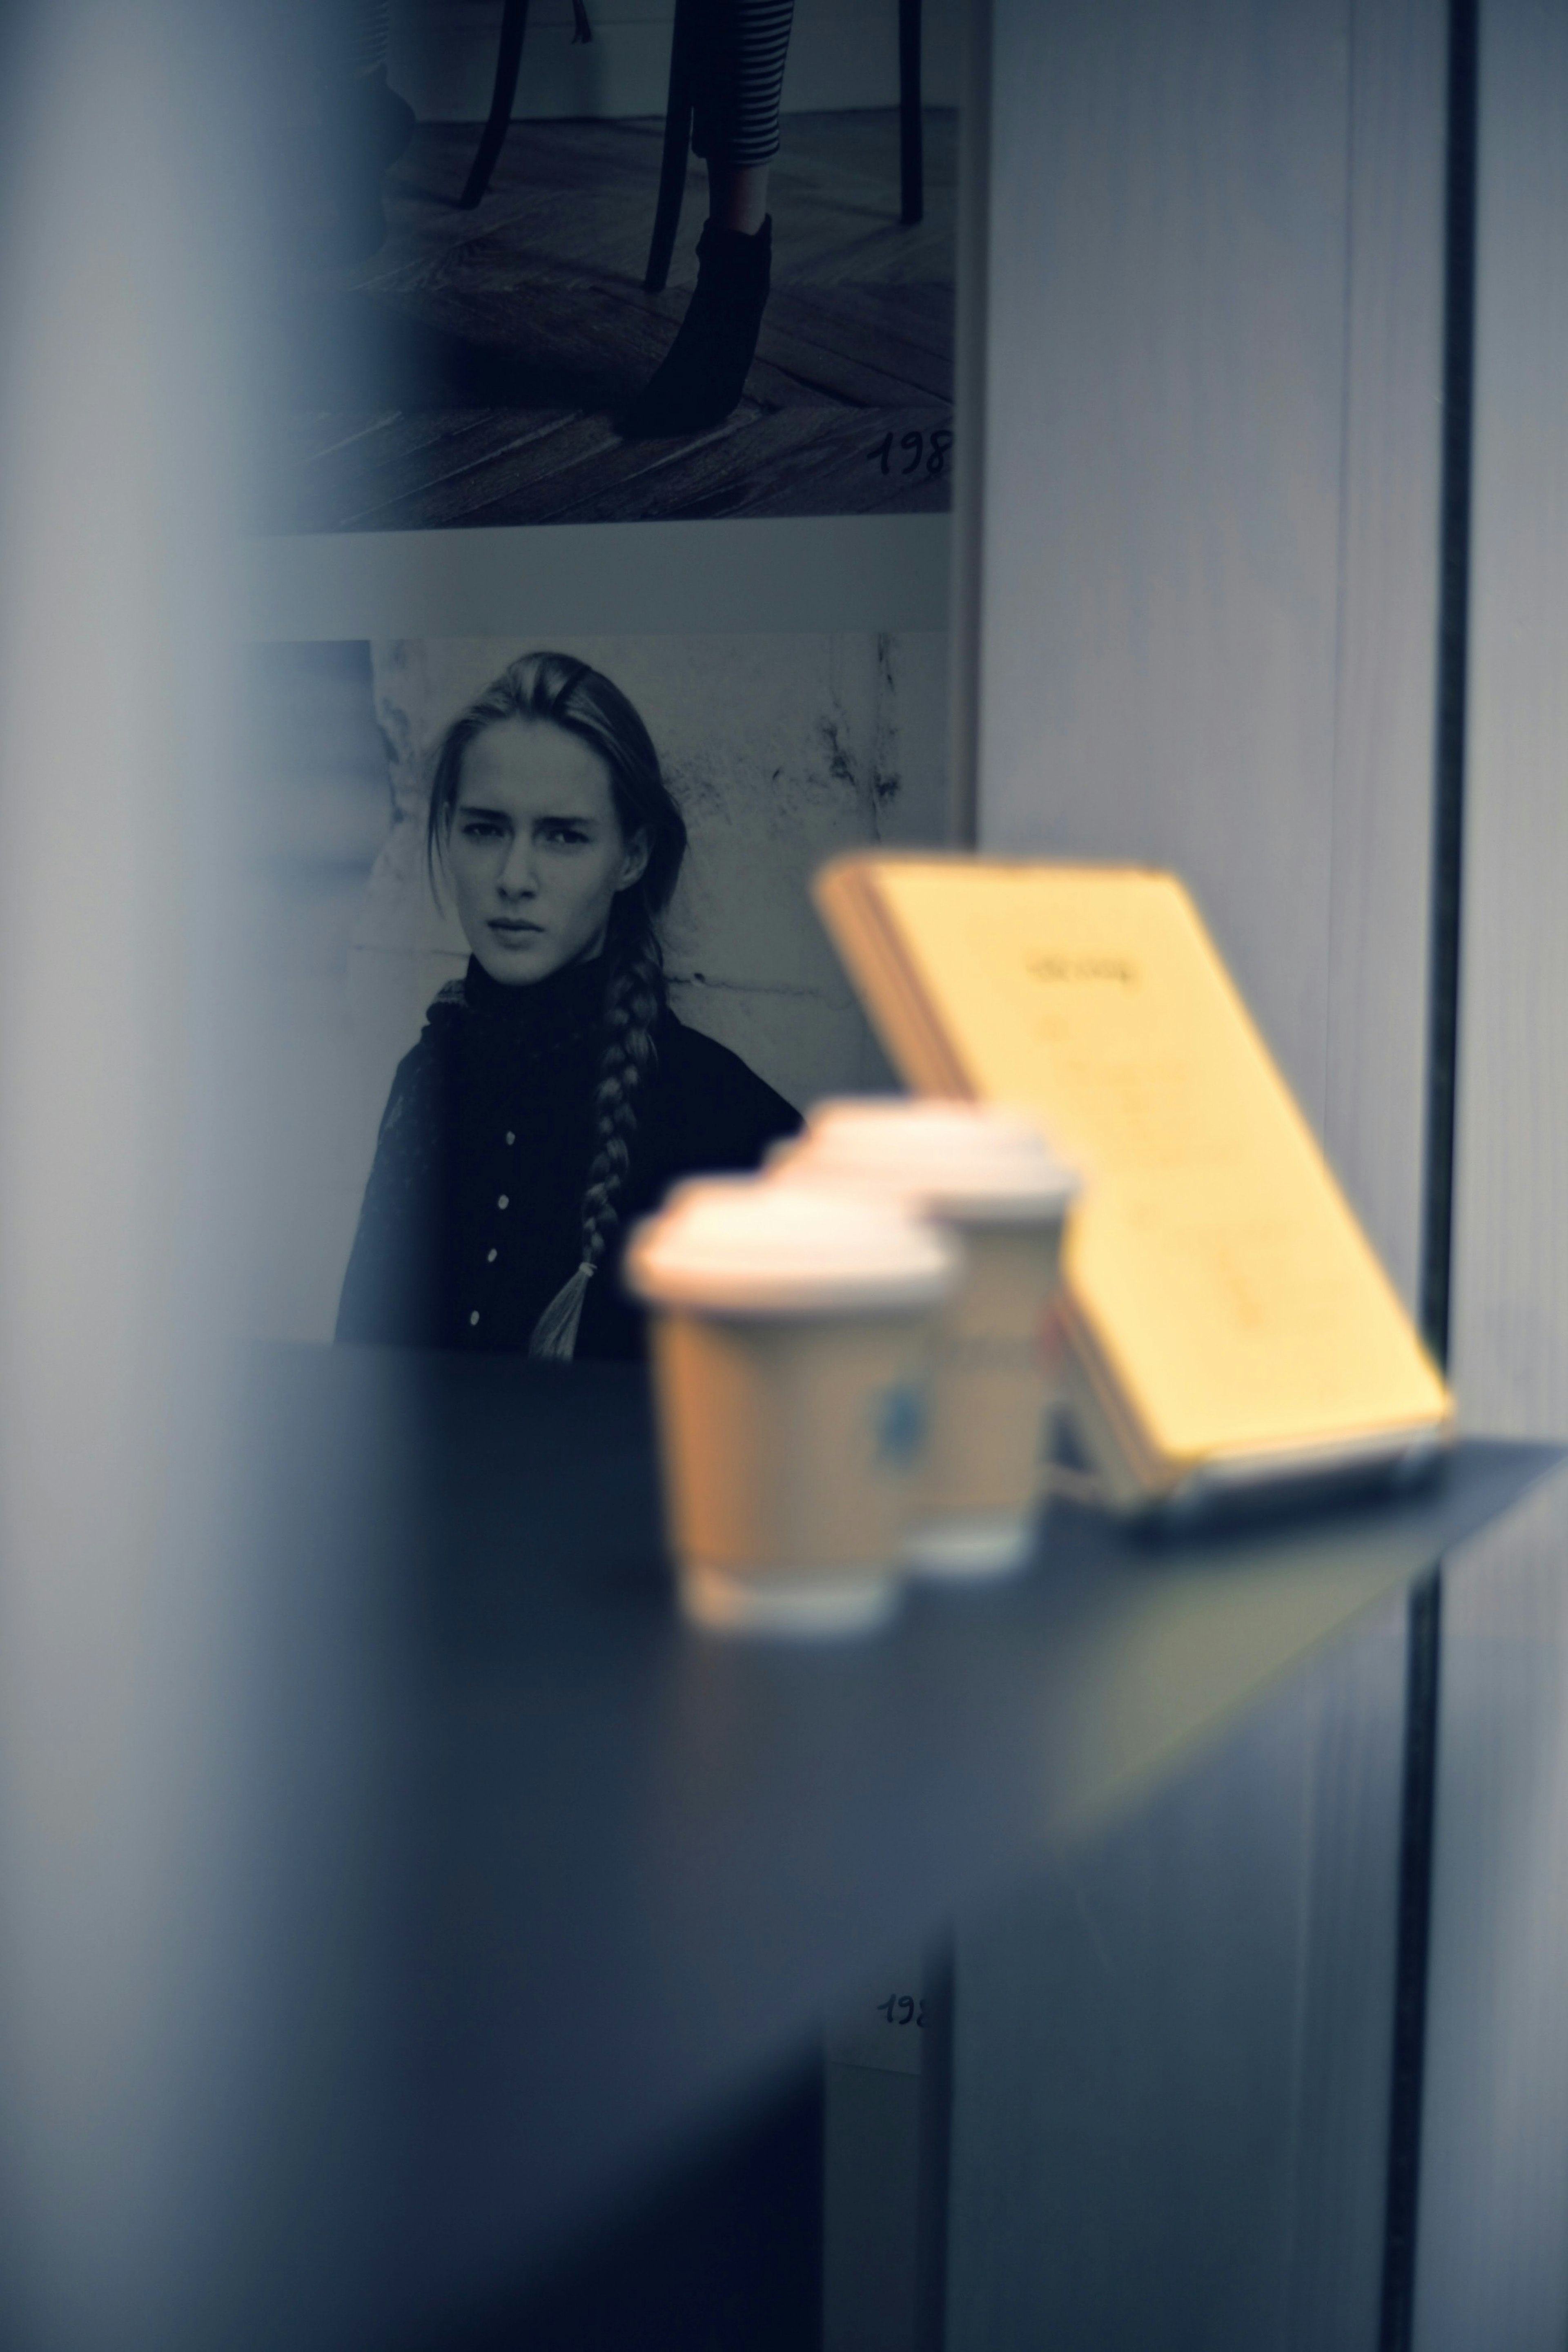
337, 947, 800, 1359
439, 953, 614, 1351
449, 949, 608, 1073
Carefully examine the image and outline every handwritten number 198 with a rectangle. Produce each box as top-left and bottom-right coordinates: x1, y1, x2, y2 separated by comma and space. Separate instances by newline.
872, 429, 953, 479
875, 1993, 926, 2026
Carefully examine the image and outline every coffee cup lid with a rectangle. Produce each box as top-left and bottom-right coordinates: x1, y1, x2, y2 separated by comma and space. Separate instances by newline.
624, 1175, 958, 1315
787, 1099, 1078, 1225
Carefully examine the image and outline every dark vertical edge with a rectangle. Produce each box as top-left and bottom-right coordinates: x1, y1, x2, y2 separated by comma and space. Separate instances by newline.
1379, 1572, 1446, 2352
1379, 0, 1479, 2344
1418, 0, 1480, 1369
946, 0, 994, 849
914, 1937, 956, 2352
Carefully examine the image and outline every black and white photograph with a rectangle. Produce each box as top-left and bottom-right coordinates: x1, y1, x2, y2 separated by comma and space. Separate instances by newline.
244, 629, 951, 1348
254, 0, 958, 531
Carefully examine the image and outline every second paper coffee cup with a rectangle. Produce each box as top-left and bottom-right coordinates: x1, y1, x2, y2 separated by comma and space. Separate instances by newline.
778, 1101, 1079, 1577
625, 1178, 957, 1635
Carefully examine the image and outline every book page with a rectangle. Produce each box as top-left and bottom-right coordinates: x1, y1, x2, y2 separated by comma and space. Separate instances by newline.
863, 862, 1449, 1465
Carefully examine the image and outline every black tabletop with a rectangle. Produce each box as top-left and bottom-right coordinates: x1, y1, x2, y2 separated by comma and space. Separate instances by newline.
219, 1343, 1560, 2350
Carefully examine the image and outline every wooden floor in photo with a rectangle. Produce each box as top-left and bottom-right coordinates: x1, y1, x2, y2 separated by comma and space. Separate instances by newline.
259, 108, 956, 534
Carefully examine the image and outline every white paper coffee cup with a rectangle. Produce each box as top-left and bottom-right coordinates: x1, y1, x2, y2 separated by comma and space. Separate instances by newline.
780, 1101, 1079, 1578
625, 1178, 958, 1635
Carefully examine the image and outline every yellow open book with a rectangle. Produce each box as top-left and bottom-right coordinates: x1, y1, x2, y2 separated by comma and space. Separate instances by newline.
814, 854, 1453, 1514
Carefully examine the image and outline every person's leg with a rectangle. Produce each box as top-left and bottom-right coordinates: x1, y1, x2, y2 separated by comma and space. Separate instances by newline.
623, 0, 795, 435
708, 161, 771, 236
695, 0, 795, 189
314, 0, 416, 262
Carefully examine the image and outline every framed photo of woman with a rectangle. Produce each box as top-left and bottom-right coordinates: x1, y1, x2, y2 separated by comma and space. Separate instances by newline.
243, 629, 950, 1357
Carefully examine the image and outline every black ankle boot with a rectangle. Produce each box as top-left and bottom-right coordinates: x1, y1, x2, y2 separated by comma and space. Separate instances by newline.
622, 216, 773, 436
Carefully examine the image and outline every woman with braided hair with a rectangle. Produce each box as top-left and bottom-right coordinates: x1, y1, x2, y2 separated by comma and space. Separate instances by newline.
335, 651, 799, 1360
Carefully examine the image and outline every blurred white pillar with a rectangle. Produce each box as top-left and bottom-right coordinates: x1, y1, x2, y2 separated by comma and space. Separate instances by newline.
0, 5, 257, 2344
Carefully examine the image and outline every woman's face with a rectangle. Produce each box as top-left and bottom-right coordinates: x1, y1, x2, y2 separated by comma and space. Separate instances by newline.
445, 718, 650, 985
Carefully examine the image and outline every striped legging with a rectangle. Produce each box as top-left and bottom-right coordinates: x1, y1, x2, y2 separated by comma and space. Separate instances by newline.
690, 0, 798, 170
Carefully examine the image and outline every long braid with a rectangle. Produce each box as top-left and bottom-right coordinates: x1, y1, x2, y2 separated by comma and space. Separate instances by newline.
427, 650, 688, 1359
526, 921, 666, 1360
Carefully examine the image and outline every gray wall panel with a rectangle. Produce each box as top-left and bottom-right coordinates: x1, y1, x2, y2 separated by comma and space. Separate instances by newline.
972, 0, 1444, 1279
977, 0, 1350, 1126
1418, 0, 1568, 2342
1447, 0, 1568, 1439
949, 0, 1449, 2343
1325, 0, 1447, 1304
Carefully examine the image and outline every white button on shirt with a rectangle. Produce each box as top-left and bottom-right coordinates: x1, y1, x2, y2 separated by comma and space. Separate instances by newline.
469, 1310, 480, 1327
497, 1194, 509, 1210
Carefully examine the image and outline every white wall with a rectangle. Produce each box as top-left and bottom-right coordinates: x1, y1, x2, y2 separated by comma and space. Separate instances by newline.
946, 0, 1451, 2344
388, 0, 962, 124
969, 0, 1445, 1304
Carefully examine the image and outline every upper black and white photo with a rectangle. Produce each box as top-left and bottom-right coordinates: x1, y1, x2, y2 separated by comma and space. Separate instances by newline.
253, 0, 958, 531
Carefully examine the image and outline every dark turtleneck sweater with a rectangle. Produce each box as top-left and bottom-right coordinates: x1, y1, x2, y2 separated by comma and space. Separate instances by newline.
335, 954, 800, 1360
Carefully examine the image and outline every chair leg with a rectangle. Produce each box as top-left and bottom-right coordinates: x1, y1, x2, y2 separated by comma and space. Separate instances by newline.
899, 0, 923, 225
461, 0, 531, 210
644, 0, 697, 292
